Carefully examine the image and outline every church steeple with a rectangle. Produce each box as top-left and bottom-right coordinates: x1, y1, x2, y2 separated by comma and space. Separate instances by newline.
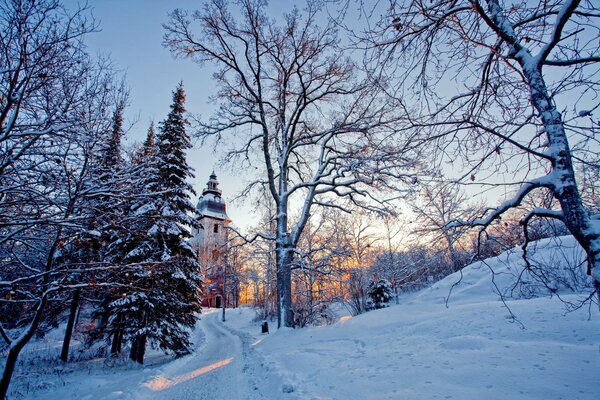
196, 172, 229, 221
204, 171, 222, 196
190, 172, 232, 310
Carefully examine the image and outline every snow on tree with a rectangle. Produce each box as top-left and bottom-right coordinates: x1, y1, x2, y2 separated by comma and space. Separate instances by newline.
118, 84, 202, 361
164, 0, 416, 328
0, 1, 128, 396
57, 97, 132, 362
85, 99, 140, 357
367, 279, 393, 310
89, 86, 203, 363
361, 0, 600, 304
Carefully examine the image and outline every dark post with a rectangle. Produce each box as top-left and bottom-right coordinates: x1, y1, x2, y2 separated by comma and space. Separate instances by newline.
261, 321, 269, 334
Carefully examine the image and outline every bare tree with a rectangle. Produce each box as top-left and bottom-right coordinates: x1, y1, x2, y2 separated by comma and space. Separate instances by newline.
370, 215, 407, 303
0, 1, 127, 396
0, 82, 120, 399
411, 183, 477, 271
164, 0, 414, 327
359, 0, 600, 301
291, 211, 350, 326
327, 210, 379, 315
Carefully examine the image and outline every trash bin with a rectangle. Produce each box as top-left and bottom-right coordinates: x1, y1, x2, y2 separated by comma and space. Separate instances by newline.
261, 321, 269, 334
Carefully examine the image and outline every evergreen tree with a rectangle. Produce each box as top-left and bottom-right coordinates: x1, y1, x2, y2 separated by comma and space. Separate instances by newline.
85, 102, 134, 355
148, 82, 202, 356
367, 279, 393, 310
109, 123, 163, 363
133, 122, 157, 164
104, 102, 125, 167
104, 86, 202, 363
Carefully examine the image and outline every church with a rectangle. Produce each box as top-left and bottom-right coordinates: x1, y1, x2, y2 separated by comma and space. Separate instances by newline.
190, 172, 231, 308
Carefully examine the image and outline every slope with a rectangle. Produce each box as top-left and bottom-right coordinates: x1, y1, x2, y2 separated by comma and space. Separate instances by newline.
228, 236, 599, 400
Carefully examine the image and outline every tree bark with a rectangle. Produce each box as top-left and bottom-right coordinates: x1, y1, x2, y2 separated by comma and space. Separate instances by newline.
135, 335, 147, 364
479, 0, 600, 301
129, 335, 139, 362
276, 245, 294, 328
60, 289, 80, 362
110, 314, 123, 355
519, 62, 600, 294
222, 264, 226, 322
129, 334, 147, 364
0, 297, 47, 400
0, 348, 20, 400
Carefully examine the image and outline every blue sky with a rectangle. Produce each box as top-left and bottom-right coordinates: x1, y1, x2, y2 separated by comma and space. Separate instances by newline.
64, 0, 254, 228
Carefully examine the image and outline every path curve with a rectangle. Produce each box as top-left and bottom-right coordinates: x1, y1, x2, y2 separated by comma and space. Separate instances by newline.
134, 310, 285, 400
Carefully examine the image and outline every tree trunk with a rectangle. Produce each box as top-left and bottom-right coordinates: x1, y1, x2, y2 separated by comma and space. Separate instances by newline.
0, 297, 47, 400
60, 289, 80, 362
276, 246, 294, 328
222, 266, 226, 322
129, 334, 147, 364
110, 314, 123, 355
519, 62, 600, 296
0, 347, 20, 400
110, 328, 122, 354
484, 0, 600, 304
135, 335, 147, 364
129, 335, 139, 362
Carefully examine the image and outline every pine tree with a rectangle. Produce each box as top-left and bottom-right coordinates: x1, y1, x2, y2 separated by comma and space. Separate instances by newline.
85, 102, 133, 355
133, 122, 157, 164
105, 86, 202, 363
148, 82, 202, 356
106, 103, 129, 354
112, 123, 163, 364
104, 103, 125, 167
367, 279, 393, 310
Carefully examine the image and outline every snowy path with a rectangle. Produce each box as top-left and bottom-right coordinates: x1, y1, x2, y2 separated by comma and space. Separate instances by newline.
132, 310, 284, 400
12, 309, 287, 400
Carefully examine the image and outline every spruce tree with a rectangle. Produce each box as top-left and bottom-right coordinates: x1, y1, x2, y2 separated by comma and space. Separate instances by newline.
85, 102, 132, 355
107, 86, 202, 363
104, 103, 125, 167
149, 82, 202, 356
110, 123, 163, 364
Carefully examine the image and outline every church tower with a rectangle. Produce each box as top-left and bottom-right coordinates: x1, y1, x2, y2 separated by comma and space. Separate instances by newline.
191, 172, 231, 307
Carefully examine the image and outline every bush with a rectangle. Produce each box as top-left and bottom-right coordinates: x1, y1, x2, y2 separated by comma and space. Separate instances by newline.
367, 279, 393, 310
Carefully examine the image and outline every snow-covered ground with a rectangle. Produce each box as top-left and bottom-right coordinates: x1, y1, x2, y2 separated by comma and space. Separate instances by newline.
7, 236, 600, 399
7, 308, 286, 400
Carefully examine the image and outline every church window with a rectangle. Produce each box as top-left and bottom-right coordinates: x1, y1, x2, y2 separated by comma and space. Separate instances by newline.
213, 224, 219, 233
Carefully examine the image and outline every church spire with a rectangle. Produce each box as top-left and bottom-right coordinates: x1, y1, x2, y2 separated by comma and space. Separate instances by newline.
196, 172, 228, 221
203, 171, 222, 196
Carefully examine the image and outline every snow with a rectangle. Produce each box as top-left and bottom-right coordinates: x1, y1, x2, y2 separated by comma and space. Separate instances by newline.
133, 203, 155, 216
8, 310, 286, 400
421, 236, 591, 302
578, 110, 592, 117
223, 236, 599, 400
8, 236, 600, 400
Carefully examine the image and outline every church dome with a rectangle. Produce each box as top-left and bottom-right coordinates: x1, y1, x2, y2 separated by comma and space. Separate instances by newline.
197, 172, 229, 221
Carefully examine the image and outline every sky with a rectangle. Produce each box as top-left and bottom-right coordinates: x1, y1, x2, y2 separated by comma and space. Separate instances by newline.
63, 0, 256, 230
61, 0, 489, 237
59, 0, 567, 237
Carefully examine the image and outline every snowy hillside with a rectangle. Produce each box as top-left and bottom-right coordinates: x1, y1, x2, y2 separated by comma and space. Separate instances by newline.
226, 236, 599, 400
9, 236, 600, 400
420, 235, 591, 304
